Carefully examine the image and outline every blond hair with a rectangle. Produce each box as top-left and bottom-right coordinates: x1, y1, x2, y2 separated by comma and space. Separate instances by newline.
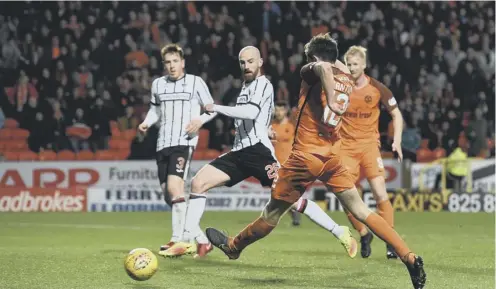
160, 44, 184, 60
344, 45, 367, 65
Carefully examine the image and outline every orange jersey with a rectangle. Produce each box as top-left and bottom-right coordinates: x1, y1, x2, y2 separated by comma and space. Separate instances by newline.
271, 119, 294, 163
293, 65, 354, 156
341, 76, 397, 143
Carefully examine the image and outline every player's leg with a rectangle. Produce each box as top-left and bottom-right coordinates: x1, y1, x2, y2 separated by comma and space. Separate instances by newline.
205, 150, 316, 259
160, 147, 196, 257
292, 197, 356, 258
363, 148, 397, 259
185, 152, 247, 258
292, 196, 344, 239
155, 149, 181, 252
340, 147, 372, 257
327, 164, 426, 288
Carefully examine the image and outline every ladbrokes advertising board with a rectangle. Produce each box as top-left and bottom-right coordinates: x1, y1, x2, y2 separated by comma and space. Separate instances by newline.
0, 188, 86, 212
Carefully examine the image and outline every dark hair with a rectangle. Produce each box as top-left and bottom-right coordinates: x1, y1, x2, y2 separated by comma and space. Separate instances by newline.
161, 44, 184, 60
304, 33, 338, 62
275, 101, 289, 107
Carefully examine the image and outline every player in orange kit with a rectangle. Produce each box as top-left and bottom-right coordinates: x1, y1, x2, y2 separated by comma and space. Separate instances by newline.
270, 102, 302, 226
205, 34, 426, 289
340, 46, 404, 259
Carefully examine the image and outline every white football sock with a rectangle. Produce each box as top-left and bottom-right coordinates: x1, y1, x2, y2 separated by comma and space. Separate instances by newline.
183, 193, 209, 244
170, 196, 187, 242
296, 198, 344, 238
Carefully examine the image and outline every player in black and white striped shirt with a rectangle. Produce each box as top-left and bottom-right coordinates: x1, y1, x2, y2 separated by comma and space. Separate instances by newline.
138, 44, 216, 257
166, 46, 278, 258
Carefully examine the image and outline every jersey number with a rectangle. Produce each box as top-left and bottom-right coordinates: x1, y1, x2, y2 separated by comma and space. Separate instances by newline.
322, 93, 350, 127
265, 163, 279, 180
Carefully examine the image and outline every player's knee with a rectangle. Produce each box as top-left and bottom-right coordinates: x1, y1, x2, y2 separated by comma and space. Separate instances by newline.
369, 176, 389, 202
335, 187, 372, 222
261, 199, 293, 226
191, 175, 208, 194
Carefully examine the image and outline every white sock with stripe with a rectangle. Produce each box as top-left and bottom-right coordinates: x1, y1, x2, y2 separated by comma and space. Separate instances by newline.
183, 193, 209, 244
296, 198, 344, 238
171, 196, 187, 242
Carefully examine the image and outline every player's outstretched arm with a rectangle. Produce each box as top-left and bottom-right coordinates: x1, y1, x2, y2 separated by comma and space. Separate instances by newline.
205, 103, 260, 120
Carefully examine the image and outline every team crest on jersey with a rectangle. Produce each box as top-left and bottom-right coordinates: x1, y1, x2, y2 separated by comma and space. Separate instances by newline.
365, 95, 373, 103
237, 94, 248, 104
388, 97, 397, 106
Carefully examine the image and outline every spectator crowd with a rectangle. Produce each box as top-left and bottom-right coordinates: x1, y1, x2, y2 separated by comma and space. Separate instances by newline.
0, 1, 494, 160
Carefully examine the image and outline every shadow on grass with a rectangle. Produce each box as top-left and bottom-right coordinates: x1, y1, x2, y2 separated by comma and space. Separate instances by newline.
125, 283, 167, 289
235, 273, 386, 289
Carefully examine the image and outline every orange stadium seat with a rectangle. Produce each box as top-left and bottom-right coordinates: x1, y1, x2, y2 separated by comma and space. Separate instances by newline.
38, 150, 57, 161
3, 140, 28, 151
0, 128, 13, 140
432, 147, 446, 160
197, 129, 210, 150
192, 150, 205, 160
114, 149, 130, 160
111, 127, 122, 139
57, 150, 76, 160
0, 141, 7, 152
10, 128, 30, 140
416, 148, 434, 163
121, 129, 137, 141
76, 150, 95, 161
109, 138, 131, 150
3, 151, 19, 161
66, 126, 92, 140
18, 150, 38, 161
4, 118, 19, 128
95, 150, 116, 160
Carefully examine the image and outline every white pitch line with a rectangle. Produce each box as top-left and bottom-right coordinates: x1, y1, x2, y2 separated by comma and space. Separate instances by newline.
5, 222, 159, 231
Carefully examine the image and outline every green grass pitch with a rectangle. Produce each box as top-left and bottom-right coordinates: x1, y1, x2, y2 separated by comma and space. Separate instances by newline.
0, 212, 494, 289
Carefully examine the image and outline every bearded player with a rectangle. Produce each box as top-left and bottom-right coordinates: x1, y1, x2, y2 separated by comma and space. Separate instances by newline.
205, 34, 426, 289
339, 45, 404, 259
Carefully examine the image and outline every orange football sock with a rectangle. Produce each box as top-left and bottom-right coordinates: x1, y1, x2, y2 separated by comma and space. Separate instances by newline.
363, 213, 415, 264
377, 200, 394, 228
347, 212, 368, 236
230, 217, 275, 251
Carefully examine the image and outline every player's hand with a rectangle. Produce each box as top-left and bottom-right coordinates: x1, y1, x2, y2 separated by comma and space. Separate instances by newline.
392, 141, 403, 163
329, 102, 346, 116
205, 104, 215, 114
268, 125, 276, 140
138, 123, 149, 132
185, 119, 203, 136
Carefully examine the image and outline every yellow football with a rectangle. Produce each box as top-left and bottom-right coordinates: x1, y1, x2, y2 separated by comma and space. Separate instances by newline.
124, 248, 158, 281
